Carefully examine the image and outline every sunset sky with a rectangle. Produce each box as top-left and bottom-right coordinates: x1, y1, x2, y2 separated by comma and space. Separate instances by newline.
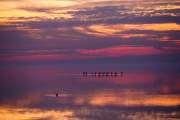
0, 0, 180, 63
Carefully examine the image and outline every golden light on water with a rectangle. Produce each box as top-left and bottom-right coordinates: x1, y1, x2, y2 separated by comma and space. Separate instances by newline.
1, 91, 180, 120
0, 107, 73, 120
0, 105, 179, 120
81, 91, 180, 107
89, 94, 180, 107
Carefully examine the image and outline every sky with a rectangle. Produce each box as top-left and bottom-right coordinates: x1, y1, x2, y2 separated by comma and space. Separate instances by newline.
0, 0, 180, 63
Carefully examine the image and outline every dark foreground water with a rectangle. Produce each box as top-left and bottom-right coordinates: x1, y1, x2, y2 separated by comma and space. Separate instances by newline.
0, 63, 180, 120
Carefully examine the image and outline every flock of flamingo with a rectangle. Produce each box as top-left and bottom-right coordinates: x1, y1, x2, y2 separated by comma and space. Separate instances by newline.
82, 72, 123, 77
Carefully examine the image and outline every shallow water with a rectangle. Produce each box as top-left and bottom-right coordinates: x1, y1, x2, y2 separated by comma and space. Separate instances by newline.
0, 63, 179, 120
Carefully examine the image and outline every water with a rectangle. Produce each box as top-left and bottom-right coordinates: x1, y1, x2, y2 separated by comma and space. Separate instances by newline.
0, 63, 179, 120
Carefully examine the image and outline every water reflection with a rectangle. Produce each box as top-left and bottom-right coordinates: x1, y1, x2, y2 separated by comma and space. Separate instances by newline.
0, 64, 179, 119
0, 107, 73, 120
0, 106, 180, 120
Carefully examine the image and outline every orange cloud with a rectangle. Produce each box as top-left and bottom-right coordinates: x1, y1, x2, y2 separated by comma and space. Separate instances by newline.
74, 23, 180, 37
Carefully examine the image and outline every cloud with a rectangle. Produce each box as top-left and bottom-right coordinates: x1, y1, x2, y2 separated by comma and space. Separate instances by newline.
0, 0, 180, 63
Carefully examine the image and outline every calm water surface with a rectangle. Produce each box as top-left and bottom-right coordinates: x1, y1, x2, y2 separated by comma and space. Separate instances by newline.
0, 63, 179, 120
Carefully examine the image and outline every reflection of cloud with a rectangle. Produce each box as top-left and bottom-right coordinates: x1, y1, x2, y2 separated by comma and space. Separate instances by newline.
0, 107, 73, 120
1, 105, 179, 120
0, 62, 179, 119
88, 91, 180, 107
